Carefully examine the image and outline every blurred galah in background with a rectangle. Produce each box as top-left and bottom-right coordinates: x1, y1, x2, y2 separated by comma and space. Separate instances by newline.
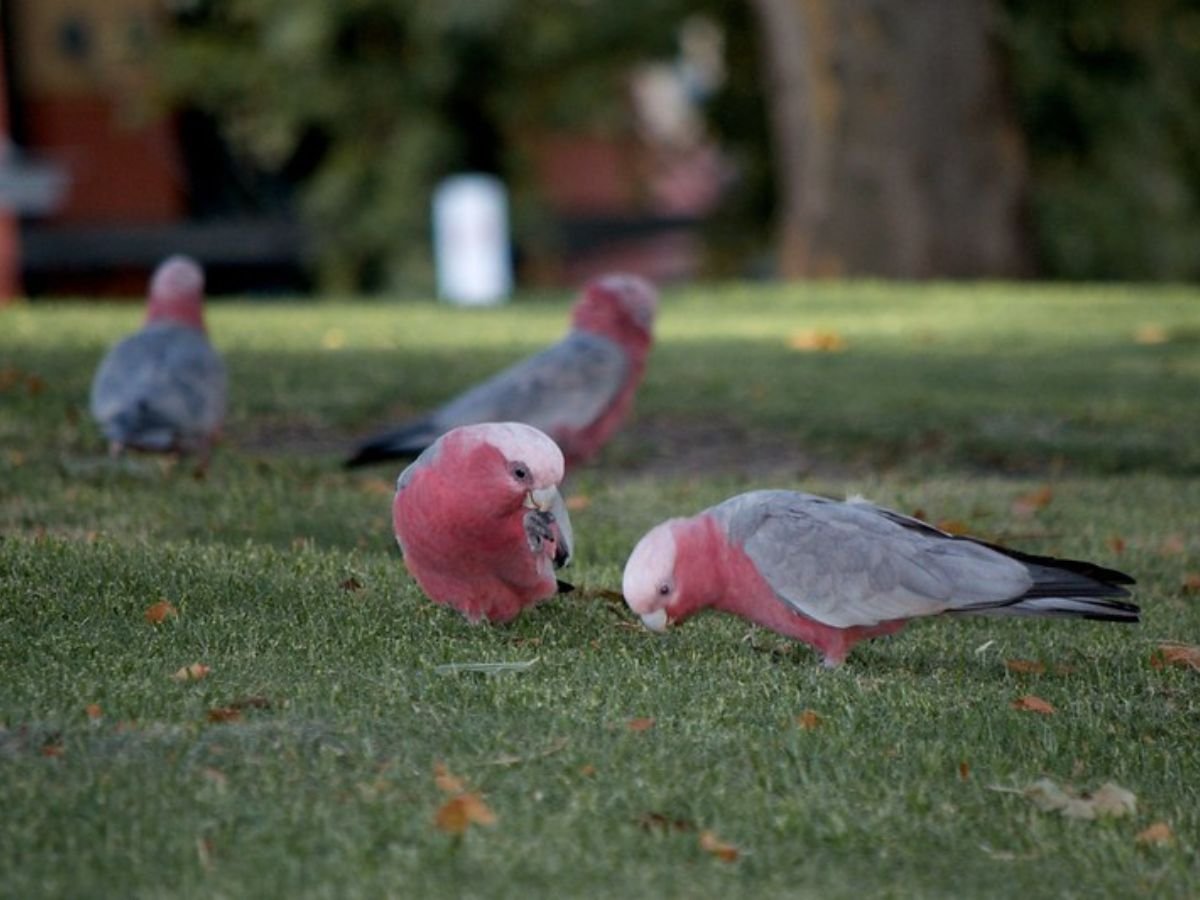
89, 255, 227, 470
346, 273, 658, 469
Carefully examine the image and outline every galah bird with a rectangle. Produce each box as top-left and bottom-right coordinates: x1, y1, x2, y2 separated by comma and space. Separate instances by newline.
623, 490, 1137, 667
392, 422, 575, 623
346, 273, 658, 469
89, 255, 227, 467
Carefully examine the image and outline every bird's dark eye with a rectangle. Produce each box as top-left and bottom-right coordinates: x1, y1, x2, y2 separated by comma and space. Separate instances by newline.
657, 583, 671, 596
510, 463, 529, 481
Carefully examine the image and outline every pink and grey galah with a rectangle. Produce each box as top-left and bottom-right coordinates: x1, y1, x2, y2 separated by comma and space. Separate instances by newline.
392, 422, 575, 623
346, 273, 657, 469
89, 255, 227, 466
622, 490, 1137, 667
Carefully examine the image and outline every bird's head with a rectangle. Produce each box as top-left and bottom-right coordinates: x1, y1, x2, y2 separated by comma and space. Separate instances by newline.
146, 255, 206, 330
622, 519, 687, 633
571, 273, 658, 346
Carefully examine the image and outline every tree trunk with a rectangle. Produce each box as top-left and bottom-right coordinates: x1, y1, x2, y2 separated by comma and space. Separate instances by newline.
749, 0, 1032, 278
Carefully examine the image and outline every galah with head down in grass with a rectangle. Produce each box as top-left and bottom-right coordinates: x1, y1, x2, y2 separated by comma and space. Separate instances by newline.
89, 255, 227, 467
623, 490, 1138, 667
392, 422, 575, 623
346, 273, 657, 469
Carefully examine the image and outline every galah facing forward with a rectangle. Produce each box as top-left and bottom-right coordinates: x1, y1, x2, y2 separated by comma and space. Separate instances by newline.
392, 422, 574, 623
89, 255, 226, 466
346, 273, 658, 469
623, 490, 1138, 667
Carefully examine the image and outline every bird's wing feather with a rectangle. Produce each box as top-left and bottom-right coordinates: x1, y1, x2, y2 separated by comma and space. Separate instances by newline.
430, 331, 628, 436
719, 491, 1032, 628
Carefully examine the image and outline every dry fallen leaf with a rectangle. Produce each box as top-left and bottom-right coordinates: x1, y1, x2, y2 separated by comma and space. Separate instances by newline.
637, 812, 693, 833
1005, 659, 1047, 675
1012, 486, 1054, 518
40, 742, 65, 758
995, 778, 1136, 820
1105, 535, 1126, 555
1150, 642, 1200, 672
1182, 573, 1200, 594
1159, 534, 1186, 556
935, 519, 971, 536
579, 764, 596, 777
1135, 822, 1174, 846
206, 707, 242, 724
627, 717, 656, 732
787, 329, 847, 352
1134, 324, 1169, 345
565, 494, 592, 512
959, 761, 970, 782
699, 829, 740, 862
144, 600, 177, 624
434, 792, 496, 834
1011, 694, 1056, 715
433, 762, 466, 794
795, 710, 823, 730
84, 703, 102, 720
171, 663, 211, 683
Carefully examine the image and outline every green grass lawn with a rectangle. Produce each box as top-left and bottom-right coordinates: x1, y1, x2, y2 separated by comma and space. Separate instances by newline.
2, 281, 1198, 898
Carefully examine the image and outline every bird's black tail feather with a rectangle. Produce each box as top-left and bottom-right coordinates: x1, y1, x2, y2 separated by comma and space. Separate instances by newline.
343, 422, 436, 469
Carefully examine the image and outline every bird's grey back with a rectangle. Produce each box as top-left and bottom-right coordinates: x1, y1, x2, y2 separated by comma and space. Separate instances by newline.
90, 323, 226, 450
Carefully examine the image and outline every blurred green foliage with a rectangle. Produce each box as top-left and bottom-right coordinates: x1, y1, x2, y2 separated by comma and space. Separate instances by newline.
1002, 0, 1200, 280
163, 1, 1200, 287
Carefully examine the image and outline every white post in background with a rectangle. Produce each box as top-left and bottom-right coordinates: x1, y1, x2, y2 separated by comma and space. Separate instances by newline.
432, 174, 513, 305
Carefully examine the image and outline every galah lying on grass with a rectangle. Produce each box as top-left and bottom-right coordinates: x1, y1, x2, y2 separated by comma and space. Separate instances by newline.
89, 255, 227, 467
622, 490, 1138, 667
346, 273, 658, 469
392, 422, 574, 623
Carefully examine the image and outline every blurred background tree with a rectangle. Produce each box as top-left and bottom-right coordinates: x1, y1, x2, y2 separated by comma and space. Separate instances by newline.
160, 0, 1200, 289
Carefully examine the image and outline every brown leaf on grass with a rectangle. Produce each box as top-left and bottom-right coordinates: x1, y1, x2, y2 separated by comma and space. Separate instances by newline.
565, 494, 592, 512
1182, 573, 1200, 594
959, 761, 970, 782
433, 761, 466, 794
1106, 535, 1126, 555
1159, 534, 1186, 556
1005, 659, 1047, 675
935, 519, 971, 536
84, 703, 102, 720
228, 695, 271, 711
40, 742, 65, 758
787, 329, 847, 352
1012, 486, 1054, 518
1011, 694, 1056, 715
627, 717, 656, 732
206, 707, 242, 724
144, 600, 177, 624
171, 663, 211, 682
579, 764, 596, 777
25, 374, 46, 396
340, 576, 364, 592
996, 778, 1137, 820
434, 792, 496, 834
1150, 642, 1200, 672
1135, 822, 1174, 846
698, 829, 740, 862
795, 710, 823, 730
637, 812, 693, 833
1134, 324, 1169, 345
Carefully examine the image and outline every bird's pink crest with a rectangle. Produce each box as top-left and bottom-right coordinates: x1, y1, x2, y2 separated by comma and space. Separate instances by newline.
622, 521, 679, 616
572, 273, 658, 340
450, 422, 564, 486
146, 255, 206, 329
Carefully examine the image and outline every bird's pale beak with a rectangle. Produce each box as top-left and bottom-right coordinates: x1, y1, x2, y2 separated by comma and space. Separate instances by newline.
524, 486, 559, 512
640, 609, 669, 633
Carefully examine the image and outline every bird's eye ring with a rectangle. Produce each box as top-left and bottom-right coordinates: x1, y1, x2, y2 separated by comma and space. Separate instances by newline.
511, 463, 529, 481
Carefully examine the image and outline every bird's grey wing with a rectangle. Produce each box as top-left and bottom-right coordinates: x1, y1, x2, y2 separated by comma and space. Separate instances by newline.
90, 327, 225, 448
431, 332, 628, 436
721, 491, 1032, 628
